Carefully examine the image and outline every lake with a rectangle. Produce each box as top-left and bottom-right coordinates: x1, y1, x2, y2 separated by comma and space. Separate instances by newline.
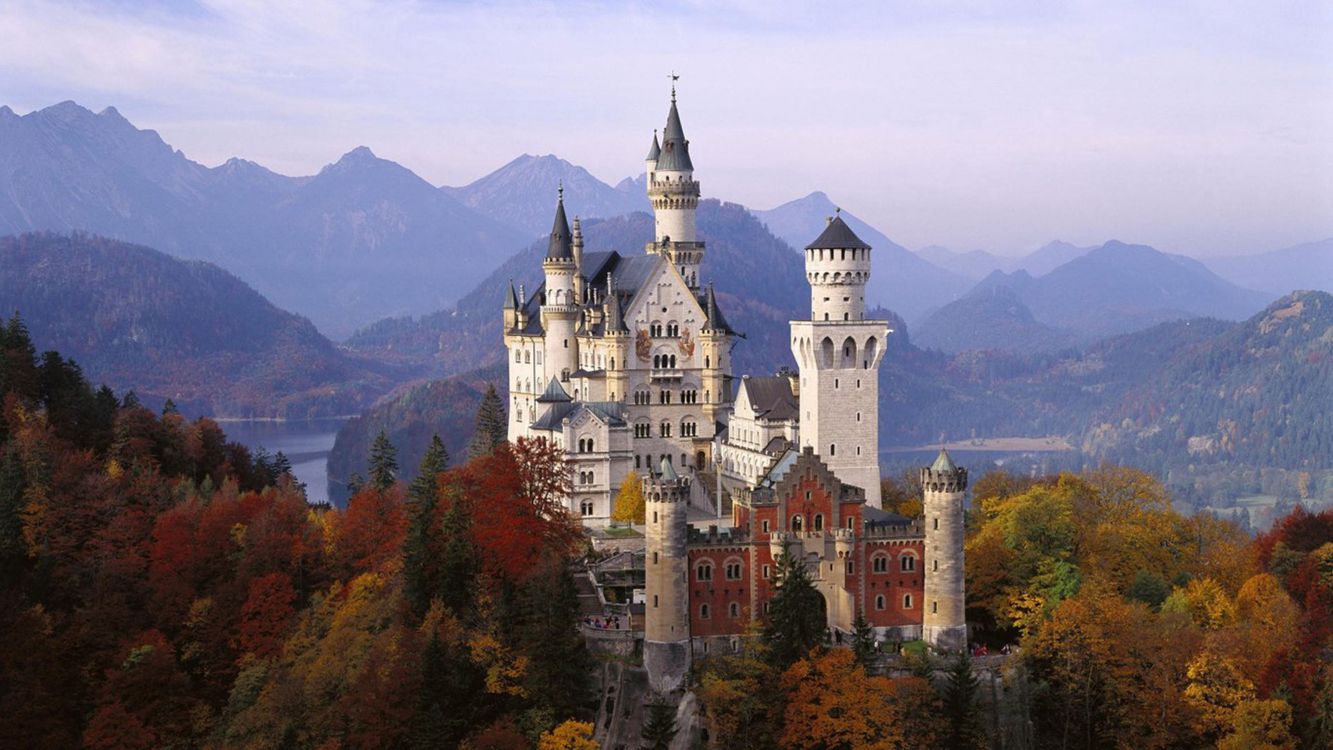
220, 418, 348, 506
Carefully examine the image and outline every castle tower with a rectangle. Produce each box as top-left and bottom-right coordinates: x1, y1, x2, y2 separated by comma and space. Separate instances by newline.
790, 214, 889, 507
643, 457, 691, 694
542, 191, 578, 382
645, 86, 704, 290
922, 449, 968, 651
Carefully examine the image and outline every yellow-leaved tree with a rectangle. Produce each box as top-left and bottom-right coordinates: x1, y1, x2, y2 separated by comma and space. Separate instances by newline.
538, 720, 598, 750
611, 472, 645, 525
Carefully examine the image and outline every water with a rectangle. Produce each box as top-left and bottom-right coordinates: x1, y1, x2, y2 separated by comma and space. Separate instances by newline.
220, 418, 348, 506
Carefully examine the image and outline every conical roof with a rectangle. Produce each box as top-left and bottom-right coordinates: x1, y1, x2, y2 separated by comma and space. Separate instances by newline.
703, 284, 733, 333
806, 214, 870, 251
658, 455, 679, 481
931, 448, 957, 473
503, 280, 519, 310
536, 377, 572, 403
646, 131, 661, 161
655, 100, 693, 171
546, 195, 574, 260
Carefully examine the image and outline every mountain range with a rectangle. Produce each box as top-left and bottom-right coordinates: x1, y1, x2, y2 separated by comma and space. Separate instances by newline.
0, 232, 395, 417
1203, 238, 1333, 296
918, 240, 1096, 280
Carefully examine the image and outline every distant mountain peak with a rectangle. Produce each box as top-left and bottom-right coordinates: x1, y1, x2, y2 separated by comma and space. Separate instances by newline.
0, 105, 16, 121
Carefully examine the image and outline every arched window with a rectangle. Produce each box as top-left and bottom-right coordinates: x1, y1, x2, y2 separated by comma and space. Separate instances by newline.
653, 354, 661, 368
514, 349, 521, 362
700, 603, 710, 619
791, 515, 803, 532
724, 559, 743, 580
681, 419, 697, 437
872, 554, 889, 573
669, 354, 677, 368
524, 350, 531, 364
728, 602, 740, 618
903, 594, 914, 609
696, 562, 713, 582
829, 443, 836, 456
635, 455, 641, 469
660, 421, 672, 437
813, 514, 824, 531
900, 553, 916, 572
875, 594, 886, 611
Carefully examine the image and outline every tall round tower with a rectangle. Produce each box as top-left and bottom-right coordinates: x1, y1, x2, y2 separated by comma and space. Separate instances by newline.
542, 191, 578, 382
645, 86, 704, 290
790, 213, 889, 507
922, 448, 968, 652
643, 457, 691, 694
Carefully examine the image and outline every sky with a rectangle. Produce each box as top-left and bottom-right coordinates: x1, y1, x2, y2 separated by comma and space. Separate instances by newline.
2, 1, 1331, 257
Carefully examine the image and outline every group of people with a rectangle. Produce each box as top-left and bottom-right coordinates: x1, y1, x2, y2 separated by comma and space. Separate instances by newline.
584, 615, 624, 630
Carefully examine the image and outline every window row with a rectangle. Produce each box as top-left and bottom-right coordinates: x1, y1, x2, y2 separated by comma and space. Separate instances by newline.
633, 420, 698, 439
873, 593, 914, 610
694, 560, 745, 582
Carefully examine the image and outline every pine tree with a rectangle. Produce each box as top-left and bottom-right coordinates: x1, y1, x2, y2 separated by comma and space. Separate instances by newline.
368, 431, 398, 490
409, 435, 448, 505
851, 610, 876, 669
467, 384, 507, 460
938, 650, 985, 749
640, 701, 678, 750
762, 552, 828, 668
516, 554, 591, 719
437, 490, 477, 616
161, 398, 177, 416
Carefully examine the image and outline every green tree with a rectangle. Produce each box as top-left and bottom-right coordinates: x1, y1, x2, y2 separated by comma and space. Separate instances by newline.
369, 431, 398, 490
438, 483, 477, 616
515, 554, 591, 720
1127, 569, 1170, 609
938, 651, 985, 749
408, 435, 448, 505
161, 398, 177, 416
762, 553, 827, 668
467, 384, 507, 460
404, 439, 447, 619
640, 701, 678, 750
851, 610, 876, 669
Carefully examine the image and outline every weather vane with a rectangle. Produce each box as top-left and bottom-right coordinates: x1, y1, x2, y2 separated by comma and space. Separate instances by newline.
557, 179, 563, 201
670, 71, 679, 101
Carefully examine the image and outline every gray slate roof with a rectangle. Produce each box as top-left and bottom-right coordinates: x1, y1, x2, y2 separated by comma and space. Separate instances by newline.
546, 197, 574, 260
739, 375, 799, 421
537, 377, 572, 403
531, 400, 627, 431
646, 131, 661, 161
806, 215, 871, 251
655, 100, 693, 172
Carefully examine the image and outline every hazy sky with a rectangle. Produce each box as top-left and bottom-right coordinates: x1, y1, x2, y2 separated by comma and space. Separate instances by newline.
3, 1, 1331, 256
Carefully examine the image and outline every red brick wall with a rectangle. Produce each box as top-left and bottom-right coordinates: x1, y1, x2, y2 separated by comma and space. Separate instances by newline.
686, 547, 751, 636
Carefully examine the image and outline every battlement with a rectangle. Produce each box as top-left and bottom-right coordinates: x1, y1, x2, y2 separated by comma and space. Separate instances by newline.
687, 525, 750, 546
921, 466, 968, 493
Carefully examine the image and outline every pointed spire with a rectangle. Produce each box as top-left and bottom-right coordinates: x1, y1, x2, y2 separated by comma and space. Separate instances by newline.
646, 129, 661, 161
605, 272, 626, 332
703, 283, 732, 333
537, 377, 572, 403
658, 455, 679, 482
931, 447, 957, 473
657, 89, 693, 172
504, 279, 519, 310
546, 189, 573, 260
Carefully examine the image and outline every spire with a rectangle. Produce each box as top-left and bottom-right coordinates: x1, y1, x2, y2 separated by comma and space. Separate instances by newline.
703, 283, 732, 333
658, 455, 679, 482
605, 272, 626, 332
657, 87, 693, 172
546, 189, 573, 260
646, 129, 661, 161
931, 447, 957, 473
504, 279, 519, 310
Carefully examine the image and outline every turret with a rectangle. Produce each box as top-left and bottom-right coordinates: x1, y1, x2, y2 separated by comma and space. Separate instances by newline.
645, 129, 661, 185
503, 279, 519, 330
571, 216, 585, 303
805, 211, 871, 322
922, 449, 968, 652
542, 190, 578, 382
646, 85, 704, 290
643, 457, 691, 694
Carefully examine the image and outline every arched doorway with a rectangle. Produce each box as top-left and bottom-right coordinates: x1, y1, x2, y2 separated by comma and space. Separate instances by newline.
695, 450, 706, 469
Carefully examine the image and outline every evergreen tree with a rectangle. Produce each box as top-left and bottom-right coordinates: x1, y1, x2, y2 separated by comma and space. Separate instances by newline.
368, 431, 398, 490
516, 554, 592, 719
0, 444, 26, 587
640, 701, 678, 750
851, 610, 876, 669
762, 552, 827, 668
346, 472, 366, 495
938, 650, 985, 749
161, 398, 177, 416
121, 390, 140, 409
437, 489, 477, 616
272, 451, 293, 478
467, 384, 507, 460
409, 435, 448, 505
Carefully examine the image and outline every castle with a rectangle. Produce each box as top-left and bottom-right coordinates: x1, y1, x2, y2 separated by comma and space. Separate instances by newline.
503, 88, 967, 690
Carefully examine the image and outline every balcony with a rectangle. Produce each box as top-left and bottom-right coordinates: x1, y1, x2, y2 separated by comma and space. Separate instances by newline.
650, 368, 683, 381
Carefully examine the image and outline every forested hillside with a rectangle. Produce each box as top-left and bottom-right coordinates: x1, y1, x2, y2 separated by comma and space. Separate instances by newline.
0, 233, 396, 417
0, 329, 595, 748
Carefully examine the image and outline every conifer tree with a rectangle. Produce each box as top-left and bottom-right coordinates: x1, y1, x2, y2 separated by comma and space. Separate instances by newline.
161, 398, 177, 416
467, 384, 507, 459
437, 490, 477, 616
408, 435, 448, 505
368, 431, 398, 489
640, 701, 678, 750
851, 610, 876, 669
762, 552, 827, 668
516, 554, 591, 719
938, 650, 985, 749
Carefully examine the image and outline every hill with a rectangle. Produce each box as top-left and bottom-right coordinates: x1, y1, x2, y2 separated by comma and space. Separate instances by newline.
918, 241, 1099, 281
914, 285, 1077, 354
750, 192, 971, 322
0, 233, 395, 417
443, 154, 649, 236
1204, 238, 1333, 296
0, 101, 530, 337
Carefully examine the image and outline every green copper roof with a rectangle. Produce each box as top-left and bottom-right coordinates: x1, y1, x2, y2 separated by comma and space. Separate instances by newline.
931, 448, 957, 472
658, 455, 679, 481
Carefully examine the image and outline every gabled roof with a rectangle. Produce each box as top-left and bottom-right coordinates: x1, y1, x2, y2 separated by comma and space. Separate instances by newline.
806, 214, 870, 251
738, 375, 798, 421
757, 447, 800, 489
655, 100, 693, 172
531, 400, 627, 431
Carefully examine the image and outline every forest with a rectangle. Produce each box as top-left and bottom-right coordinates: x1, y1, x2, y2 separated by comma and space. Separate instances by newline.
3, 312, 1331, 749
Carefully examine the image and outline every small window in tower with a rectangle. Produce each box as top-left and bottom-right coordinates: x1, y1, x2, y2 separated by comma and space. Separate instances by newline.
875, 594, 886, 611
653, 552, 658, 564
700, 603, 710, 619
856, 447, 861, 456
932, 601, 938, 613
834, 378, 839, 389
904, 594, 913, 609
563, 339, 568, 348
844, 313, 849, 320
829, 444, 836, 456
762, 520, 770, 534
762, 564, 770, 579
933, 518, 939, 530
653, 595, 658, 608
933, 559, 939, 572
